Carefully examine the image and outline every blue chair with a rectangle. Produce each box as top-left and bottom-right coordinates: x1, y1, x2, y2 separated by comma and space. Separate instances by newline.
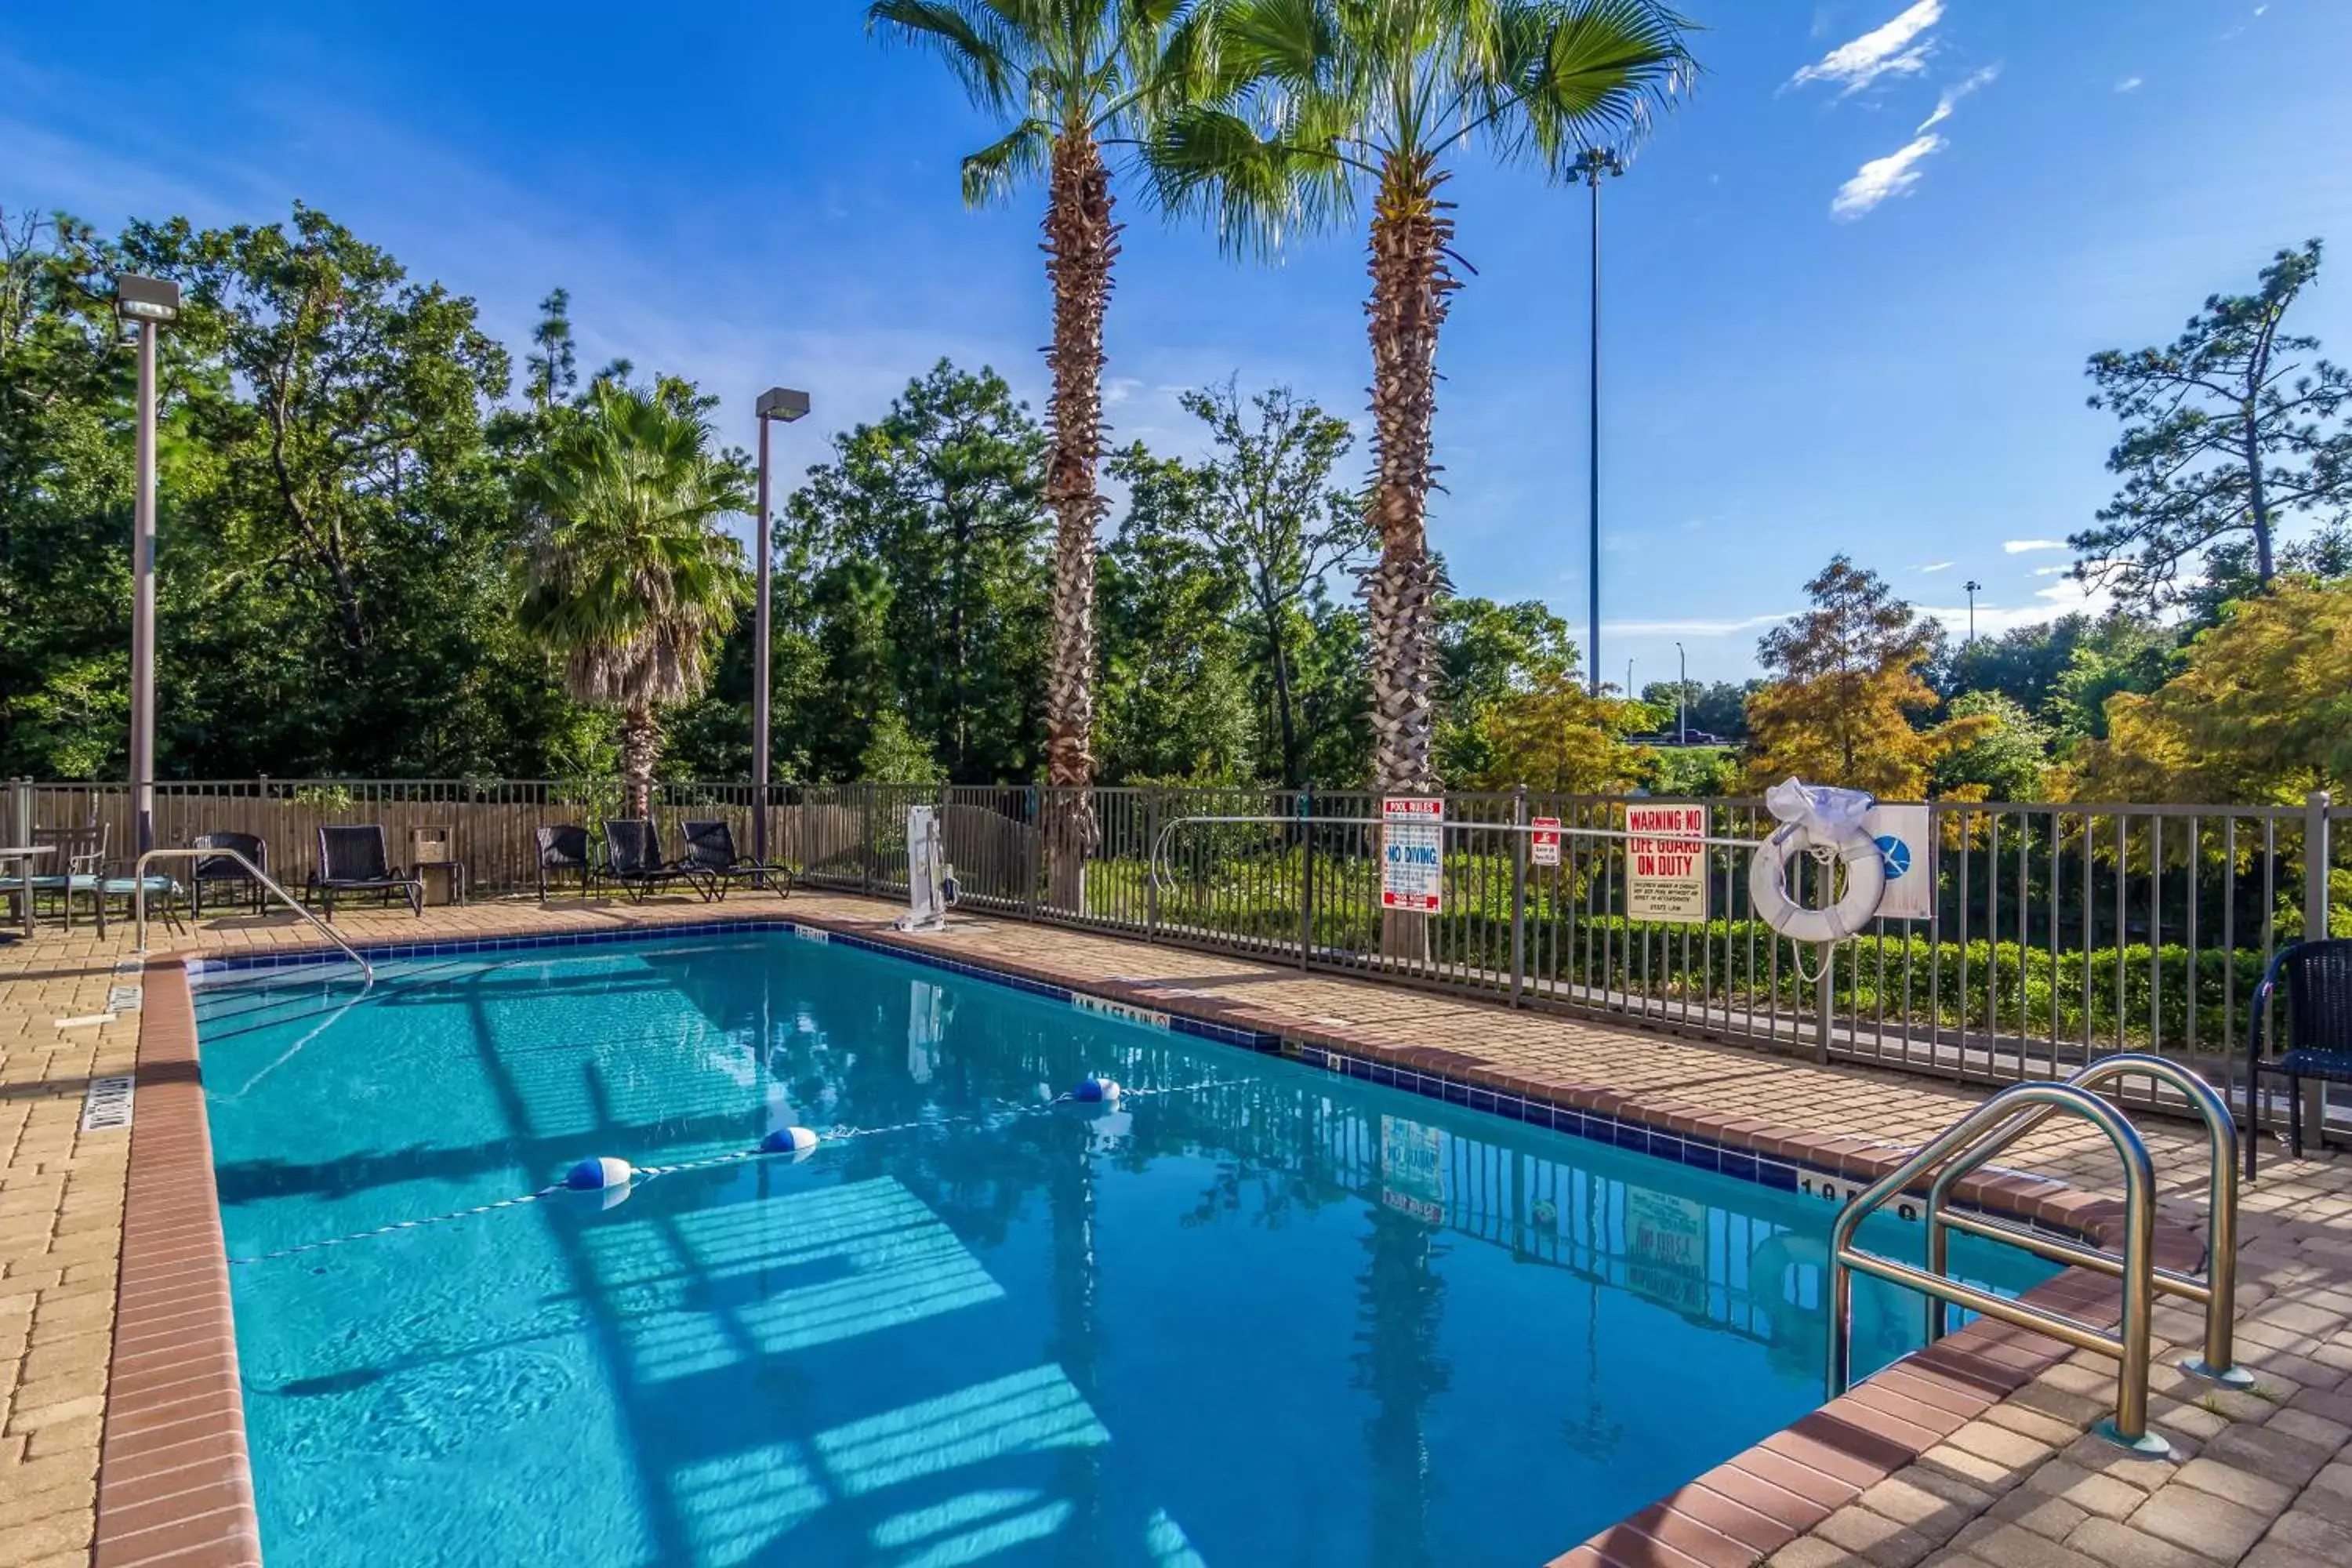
2245, 939, 2352, 1177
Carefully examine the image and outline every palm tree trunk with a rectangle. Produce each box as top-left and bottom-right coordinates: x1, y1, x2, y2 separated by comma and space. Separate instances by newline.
620, 699, 660, 819
1040, 127, 1117, 909
1366, 151, 1457, 958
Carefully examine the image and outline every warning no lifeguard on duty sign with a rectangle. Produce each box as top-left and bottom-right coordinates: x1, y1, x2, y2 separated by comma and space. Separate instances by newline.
1380, 797, 1445, 914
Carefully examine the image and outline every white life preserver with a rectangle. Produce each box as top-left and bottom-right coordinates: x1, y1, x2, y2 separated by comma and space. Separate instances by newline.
1748, 815, 1885, 944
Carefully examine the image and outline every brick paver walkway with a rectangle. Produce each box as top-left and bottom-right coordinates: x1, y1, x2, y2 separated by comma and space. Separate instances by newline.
2, 891, 2346, 1568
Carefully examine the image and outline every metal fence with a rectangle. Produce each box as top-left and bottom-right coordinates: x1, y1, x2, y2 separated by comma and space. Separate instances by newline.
12, 777, 2344, 1137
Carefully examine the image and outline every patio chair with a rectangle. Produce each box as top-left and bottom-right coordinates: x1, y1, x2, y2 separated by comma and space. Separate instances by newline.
100, 863, 187, 935
2244, 938, 2352, 1178
190, 832, 270, 917
308, 825, 424, 920
29, 824, 108, 933
535, 825, 599, 901
602, 820, 715, 904
681, 819, 793, 902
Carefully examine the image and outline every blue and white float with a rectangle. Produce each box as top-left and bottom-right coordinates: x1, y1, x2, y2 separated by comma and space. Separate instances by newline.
564, 1156, 634, 1191
761, 1126, 821, 1160
1067, 1075, 1122, 1105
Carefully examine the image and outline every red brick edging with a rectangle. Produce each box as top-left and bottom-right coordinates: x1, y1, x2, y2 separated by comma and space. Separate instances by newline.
93, 960, 262, 1568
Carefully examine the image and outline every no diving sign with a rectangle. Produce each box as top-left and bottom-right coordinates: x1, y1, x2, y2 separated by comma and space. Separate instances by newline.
1381, 797, 1445, 914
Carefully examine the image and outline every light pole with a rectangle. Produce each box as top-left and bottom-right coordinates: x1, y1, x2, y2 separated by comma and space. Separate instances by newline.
1625, 657, 1635, 700
1675, 640, 1686, 746
752, 386, 811, 877
1574, 145, 1624, 696
1963, 579, 1982, 644
116, 274, 180, 855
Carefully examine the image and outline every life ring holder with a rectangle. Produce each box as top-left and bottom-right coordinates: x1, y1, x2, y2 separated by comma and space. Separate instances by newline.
1748, 813, 1885, 982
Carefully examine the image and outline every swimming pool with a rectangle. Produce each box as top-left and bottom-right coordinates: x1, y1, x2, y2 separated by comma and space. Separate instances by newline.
194, 927, 2053, 1566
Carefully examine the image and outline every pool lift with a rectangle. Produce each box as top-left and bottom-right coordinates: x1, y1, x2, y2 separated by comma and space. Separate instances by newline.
894, 804, 959, 935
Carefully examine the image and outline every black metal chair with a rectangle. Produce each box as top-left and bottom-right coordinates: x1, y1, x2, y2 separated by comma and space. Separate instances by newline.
602, 820, 713, 903
680, 819, 793, 902
2245, 938, 2352, 1177
535, 825, 599, 901
309, 825, 424, 920
191, 832, 269, 917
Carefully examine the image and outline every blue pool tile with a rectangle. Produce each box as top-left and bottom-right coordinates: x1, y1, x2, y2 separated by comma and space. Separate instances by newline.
1757, 1161, 1799, 1192
1720, 1150, 1759, 1181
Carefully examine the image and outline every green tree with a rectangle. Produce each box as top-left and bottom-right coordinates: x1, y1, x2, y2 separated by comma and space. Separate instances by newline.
1936, 614, 2094, 717
1096, 445, 1258, 781
1165, 380, 1370, 786
1744, 557, 1986, 797
516, 377, 752, 812
783, 361, 1049, 782
870, 0, 1203, 894
2065, 579, 2352, 804
2076, 240, 2352, 606
1151, 0, 1694, 804
1933, 690, 2050, 802
525, 286, 578, 411
2047, 612, 2176, 745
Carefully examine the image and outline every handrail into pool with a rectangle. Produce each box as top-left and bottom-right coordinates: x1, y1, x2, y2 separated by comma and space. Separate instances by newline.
132, 846, 376, 982
1922, 1054, 2247, 1388
1828, 1080, 2168, 1456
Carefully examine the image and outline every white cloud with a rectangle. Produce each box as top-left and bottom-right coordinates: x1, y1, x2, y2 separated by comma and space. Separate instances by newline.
1831, 134, 1945, 220
2003, 539, 2069, 554
2114, 76, 2143, 93
1604, 613, 1798, 637
1916, 65, 2001, 132
1915, 561, 1955, 573
1919, 575, 2113, 640
1788, 1, 1944, 96
2031, 564, 2071, 576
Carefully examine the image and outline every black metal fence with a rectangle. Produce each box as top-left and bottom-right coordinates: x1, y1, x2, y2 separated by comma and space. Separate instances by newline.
12, 777, 2343, 1136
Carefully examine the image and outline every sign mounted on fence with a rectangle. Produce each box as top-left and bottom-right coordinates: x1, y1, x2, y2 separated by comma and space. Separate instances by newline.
1530, 816, 1562, 868
1625, 804, 1708, 924
1864, 803, 1933, 920
1381, 796, 1445, 914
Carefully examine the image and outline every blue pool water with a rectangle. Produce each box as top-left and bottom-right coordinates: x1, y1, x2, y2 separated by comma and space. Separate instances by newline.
196, 931, 2053, 1567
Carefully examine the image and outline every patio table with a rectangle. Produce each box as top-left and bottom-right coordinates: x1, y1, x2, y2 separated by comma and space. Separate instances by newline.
0, 844, 54, 940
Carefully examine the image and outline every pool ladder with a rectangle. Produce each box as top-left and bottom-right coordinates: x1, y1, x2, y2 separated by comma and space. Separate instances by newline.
1828, 1054, 2247, 1459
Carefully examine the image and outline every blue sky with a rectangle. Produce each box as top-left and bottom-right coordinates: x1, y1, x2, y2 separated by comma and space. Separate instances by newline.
5, 1, 2348, 684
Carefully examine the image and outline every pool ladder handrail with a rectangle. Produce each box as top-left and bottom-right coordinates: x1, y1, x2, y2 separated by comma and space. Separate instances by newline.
1829, 1082, 2172, 1454
132, 846, 376, 982
1922, 1054, 2249, 1390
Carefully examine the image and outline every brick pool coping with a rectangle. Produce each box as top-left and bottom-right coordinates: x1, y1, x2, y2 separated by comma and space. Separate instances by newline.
97, 901, 2211, 1568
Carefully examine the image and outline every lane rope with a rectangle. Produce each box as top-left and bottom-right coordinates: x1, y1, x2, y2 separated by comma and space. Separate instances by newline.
227, 1076, 1252, 1265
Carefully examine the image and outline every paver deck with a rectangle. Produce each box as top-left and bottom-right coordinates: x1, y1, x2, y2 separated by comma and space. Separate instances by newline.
3, 891, 2347, 1568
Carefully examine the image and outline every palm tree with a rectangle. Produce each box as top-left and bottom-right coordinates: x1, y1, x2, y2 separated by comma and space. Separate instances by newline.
517, 379, 753, 815
1151, 0, 1694, 858
868, 0, 1201, 903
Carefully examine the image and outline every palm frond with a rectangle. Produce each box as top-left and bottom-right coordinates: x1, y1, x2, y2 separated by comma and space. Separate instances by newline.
964, 120, 1054, 205
1504, 0, 1697, 172
869, 0, 1024, 117
1143, 103, 1355, 259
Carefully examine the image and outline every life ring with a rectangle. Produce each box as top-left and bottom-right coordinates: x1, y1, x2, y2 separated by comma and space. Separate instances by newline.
1748, 817, 1885, 943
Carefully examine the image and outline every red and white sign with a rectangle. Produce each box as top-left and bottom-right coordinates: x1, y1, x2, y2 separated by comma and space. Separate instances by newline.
1381, 797, 1445, 913
1530, 816, 1562, 868
1625, 804, 1708, 924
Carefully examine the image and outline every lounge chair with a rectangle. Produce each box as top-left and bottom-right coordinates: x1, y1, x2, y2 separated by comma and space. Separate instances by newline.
2245, 939, 2352, 1176
28, 824, 108, 932
190, 832, 269, 917
535, 825, 599, 901
681, 819, 793, 901
602, 820, 713, 903
308, 825, 423, 920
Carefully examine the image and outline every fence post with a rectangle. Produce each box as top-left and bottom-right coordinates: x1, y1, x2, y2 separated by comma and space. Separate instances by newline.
1510, 786, 1527, 1007
9, 778, 28, 850
2305, 789, 2333, 1141
1297, 788, 1314, 971
862, 782, 877, 893
1025, 786, 1041, 920
1816, 942, 1835, 1066
1144, 787, 1160, 944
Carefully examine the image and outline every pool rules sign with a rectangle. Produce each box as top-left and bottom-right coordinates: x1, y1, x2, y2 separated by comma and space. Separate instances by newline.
1381, 797, 1445, 914
1625, 804, 1708, 924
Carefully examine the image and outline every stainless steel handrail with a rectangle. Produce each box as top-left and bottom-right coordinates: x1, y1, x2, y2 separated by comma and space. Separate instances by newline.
132, 847, 376, 982
1828, 1081, 2169, 1456
1923, 1054, 2247, 1388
